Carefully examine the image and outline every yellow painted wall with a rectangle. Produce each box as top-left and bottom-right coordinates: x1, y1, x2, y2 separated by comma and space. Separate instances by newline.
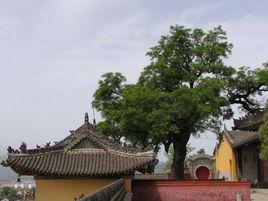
123, 176, 132, 192
215, 134, 237, 181
35, 179, 116, 201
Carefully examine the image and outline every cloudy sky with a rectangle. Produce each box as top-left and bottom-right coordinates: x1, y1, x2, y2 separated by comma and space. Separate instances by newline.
1, 0, 268, 160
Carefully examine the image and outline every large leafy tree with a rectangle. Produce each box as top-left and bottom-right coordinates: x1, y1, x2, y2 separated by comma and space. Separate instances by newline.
93, 25, 268, 179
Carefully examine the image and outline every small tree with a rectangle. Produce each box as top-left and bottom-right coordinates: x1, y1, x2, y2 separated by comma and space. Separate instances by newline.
0, 187, 18, 199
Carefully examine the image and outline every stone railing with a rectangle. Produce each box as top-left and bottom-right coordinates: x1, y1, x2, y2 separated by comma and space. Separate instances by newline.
75, 179, 132, 201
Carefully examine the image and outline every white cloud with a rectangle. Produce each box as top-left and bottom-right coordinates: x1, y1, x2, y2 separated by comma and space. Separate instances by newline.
221, 15, 268, 67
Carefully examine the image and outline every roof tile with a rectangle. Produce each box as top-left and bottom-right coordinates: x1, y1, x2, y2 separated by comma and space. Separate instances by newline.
6, 119, 156, 177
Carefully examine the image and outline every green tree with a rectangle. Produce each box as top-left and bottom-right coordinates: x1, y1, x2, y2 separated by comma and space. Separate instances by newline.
164, 144, 195, 171
93, 25, 268, 179
258, 62, 268, 161
0, 187, 18, 199
226, 64, 268, 114
258, 104, 268, 161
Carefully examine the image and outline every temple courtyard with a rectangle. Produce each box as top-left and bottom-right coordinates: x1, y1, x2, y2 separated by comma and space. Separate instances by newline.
251, 189, 268, 201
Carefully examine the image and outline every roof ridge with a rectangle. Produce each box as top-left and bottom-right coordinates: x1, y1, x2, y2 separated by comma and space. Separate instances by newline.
224, 129, 258, 148
235, 110, 264, 120
76, 123, 151, 154
228, 129, 257, 134
7, 117, 154, 156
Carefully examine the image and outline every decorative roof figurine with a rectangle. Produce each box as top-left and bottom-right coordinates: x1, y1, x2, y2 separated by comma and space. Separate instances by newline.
233, 110, 264, 131
2, 113, 156, 177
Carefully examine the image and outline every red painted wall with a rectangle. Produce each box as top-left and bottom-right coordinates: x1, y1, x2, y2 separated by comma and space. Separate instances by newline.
132, 180, 250, 201
259, 160, 265, 183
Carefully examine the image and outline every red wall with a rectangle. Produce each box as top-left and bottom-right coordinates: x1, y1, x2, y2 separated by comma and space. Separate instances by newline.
259, 160, 265, 183
132, 180, 250, 201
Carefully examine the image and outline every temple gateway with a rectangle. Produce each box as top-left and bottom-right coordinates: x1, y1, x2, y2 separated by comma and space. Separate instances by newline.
2, 113, 156, 201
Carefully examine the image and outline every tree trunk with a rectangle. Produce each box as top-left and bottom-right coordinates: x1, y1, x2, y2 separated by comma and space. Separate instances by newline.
172, 132, 191, 179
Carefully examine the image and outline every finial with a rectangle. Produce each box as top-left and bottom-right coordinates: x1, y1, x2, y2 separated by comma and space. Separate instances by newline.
223, 124, 227, 131
85, 113, 89, 124
92, 105, 96, 125
17, 175, 21, 183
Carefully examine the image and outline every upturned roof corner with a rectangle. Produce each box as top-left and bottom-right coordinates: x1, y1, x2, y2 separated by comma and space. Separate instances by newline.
5, 113, 157, 177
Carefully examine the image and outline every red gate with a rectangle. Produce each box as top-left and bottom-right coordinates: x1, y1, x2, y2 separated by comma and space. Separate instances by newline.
196, 166, 210, 180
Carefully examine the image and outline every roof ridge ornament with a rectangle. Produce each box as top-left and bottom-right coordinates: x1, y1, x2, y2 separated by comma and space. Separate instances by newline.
84, 113, 89, 124
223, 124, 228, 131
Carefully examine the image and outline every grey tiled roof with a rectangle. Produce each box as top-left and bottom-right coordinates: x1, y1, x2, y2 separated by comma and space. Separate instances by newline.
225, 130, 258, 148
233, 111, 264, 131
5, 119, 156, 177
188, 153, 214, 161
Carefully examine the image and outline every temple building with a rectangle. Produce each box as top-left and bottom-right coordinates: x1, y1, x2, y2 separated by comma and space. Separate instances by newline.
214, 111, 268, 186
2, 113, 156, 201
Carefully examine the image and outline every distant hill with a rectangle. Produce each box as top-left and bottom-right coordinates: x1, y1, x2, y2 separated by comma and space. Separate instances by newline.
0, 155, 34, 185
0, 155, 17, 183
0, 146, 18, 183
0, 145, 6, 155
154, 161, 166, 173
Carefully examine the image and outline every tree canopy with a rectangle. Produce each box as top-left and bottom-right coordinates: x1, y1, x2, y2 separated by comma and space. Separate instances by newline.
92, 25, 268, 179
226, 64, 268, 114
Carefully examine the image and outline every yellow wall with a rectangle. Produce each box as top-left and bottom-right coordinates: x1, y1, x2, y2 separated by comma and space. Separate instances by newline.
35, 179, 115, 201
215, 134, 237, 181
123, 176, 132, 192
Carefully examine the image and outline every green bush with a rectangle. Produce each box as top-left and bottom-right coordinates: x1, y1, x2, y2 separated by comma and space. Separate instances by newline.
0, 186, 18, 199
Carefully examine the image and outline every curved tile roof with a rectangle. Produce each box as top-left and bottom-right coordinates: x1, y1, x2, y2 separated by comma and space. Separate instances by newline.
7, 149, 154, 176
233, 111, 264, 131
188, 153, 215, 161
225, 130, 258, 148
4, 114, 156, 177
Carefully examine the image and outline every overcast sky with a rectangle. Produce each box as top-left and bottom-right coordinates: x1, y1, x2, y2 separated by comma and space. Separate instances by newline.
1, 0, 268, 160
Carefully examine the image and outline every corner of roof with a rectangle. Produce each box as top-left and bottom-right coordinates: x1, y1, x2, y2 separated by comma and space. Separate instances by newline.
224, 130, 234, 146
217, 129, 234, 149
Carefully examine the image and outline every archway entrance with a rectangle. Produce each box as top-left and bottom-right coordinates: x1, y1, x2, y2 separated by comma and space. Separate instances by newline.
195, 166, 210, 180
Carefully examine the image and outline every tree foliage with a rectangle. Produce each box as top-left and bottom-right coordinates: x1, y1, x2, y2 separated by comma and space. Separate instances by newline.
164, 144, 195, 171
258, 104, 268, 161
92, 25, 268, 179
226, 64, 268, 114
0, 187, 18, 199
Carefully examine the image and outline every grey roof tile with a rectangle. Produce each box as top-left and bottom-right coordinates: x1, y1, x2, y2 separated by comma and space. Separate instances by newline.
225, 130, 258, 148
6, 121, 155, 177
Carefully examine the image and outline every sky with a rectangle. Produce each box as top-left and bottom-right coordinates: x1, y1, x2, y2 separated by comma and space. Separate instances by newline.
1, 0, 268, 160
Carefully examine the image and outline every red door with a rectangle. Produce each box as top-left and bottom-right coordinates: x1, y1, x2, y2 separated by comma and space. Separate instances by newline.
196, 166, 210, 180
